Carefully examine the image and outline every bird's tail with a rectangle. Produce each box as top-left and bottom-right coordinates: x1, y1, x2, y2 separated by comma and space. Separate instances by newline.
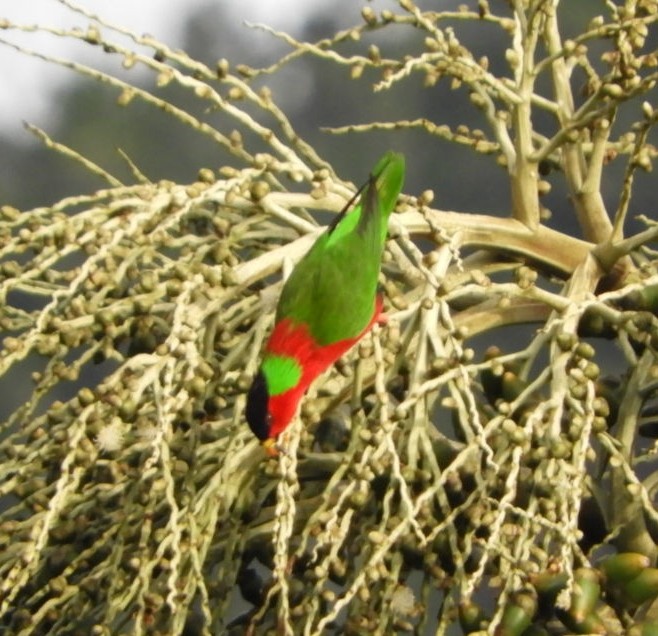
366, 151, 406, 243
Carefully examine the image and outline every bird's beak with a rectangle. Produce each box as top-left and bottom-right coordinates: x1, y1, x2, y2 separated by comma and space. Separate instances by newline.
262, 438, 279, 457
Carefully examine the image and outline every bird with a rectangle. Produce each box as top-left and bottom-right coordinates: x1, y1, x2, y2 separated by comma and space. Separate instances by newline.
245, 151, 406, 447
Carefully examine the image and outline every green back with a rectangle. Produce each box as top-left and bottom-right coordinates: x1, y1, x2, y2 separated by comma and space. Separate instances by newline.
275, 151, 406, 346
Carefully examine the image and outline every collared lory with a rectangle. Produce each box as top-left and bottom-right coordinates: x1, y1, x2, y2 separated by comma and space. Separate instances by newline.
245, 151, 406, 443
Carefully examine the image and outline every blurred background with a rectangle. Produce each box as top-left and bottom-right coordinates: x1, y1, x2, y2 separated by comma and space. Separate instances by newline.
2, 0, 636, 228
2, 1, 654, 374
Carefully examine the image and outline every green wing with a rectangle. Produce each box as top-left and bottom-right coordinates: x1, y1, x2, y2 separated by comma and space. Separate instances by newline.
275, 151, 406, 346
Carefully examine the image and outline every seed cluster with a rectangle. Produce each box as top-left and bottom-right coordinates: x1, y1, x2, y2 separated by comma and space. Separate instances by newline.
2, 0, 658, 634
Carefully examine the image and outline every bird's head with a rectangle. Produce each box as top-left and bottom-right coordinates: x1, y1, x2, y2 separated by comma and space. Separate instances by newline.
245, 365, 304, 449
245, 370, 273, 442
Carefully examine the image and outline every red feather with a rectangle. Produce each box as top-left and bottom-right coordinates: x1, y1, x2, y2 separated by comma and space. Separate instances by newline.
265, 295, 383, 438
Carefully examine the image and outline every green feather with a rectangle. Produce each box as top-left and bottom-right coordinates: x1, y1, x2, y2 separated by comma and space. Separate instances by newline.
275, 151, 405, 346
261, 355, 301, 395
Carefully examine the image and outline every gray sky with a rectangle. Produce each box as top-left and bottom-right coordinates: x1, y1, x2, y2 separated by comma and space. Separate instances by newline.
0, 0, 321, 136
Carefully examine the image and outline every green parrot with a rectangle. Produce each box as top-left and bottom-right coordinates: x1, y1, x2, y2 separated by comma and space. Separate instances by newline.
245, 151, 406, 444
